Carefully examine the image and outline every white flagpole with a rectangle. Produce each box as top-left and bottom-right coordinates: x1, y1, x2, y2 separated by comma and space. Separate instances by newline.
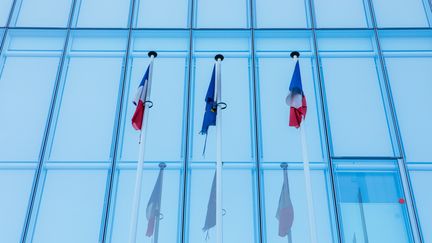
215, 54, 224, 243
291, 52, 318, 243
128, 51, 157, 243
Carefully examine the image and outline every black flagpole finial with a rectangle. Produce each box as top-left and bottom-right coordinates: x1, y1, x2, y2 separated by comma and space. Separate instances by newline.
215, 54, 224, 61
290, 51, 300, 59
280, 162, 288, 169
148, 51, 158, 58
159, 162, 167, 169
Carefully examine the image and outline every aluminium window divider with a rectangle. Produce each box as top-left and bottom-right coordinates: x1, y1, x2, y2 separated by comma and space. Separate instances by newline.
306, 0, 344, 242
19, 0, 80, 242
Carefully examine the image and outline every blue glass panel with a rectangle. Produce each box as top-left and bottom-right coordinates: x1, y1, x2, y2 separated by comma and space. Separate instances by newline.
313, 0, 370, 28
186, 167, 258, 243
380, 30, 432, 163
261, 165, 335, 243
14, 0, 73, 27
371, 0, 431, 27
254, 31, 324, 162
119, 31, 189, 162
409, 168, 432, 242
254, 0, 309, 28
136, 0, 190, 28
0, 0, 14, 27
46, 31, 127, 162
0, 166, 36, 243
195, 0, 250, 28
73, 0, 132, 28
0, 30, 66, 162
317, 31, 395, 157
29, 168, 108, 243
190, 31, 254, 163
107, 164, 183, 243
334, 161, 413, 243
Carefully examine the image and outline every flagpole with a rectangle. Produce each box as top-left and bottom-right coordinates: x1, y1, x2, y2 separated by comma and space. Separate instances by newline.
153, 162, 166, 243
291, 51, 318, 243
128, 51, 157, 243
215, 54, 224, 243
357, 189, 369, 243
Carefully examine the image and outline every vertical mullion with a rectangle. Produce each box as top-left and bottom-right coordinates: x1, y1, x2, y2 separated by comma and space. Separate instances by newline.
365, 0, 423, 242
20, 0, 79, 242
249, 0, 264, 243
307, 0, 343, 242
99, 0, 138, 242
0, 0, 19, 53
180, 0, 194, 241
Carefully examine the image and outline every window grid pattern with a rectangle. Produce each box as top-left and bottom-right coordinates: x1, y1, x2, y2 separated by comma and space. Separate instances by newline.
0, 0, 431, 242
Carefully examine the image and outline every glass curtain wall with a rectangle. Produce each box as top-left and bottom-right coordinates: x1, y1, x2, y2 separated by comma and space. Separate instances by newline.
0, 0, 431, 242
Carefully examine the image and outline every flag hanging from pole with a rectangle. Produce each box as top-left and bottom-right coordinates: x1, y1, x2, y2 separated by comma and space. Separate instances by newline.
145, 166, 164, 237
200, 65, 217, 135
202, 173, 216, 237
285, 60, 307, 128
276, 167, 294, 237
131, 66, 150, 130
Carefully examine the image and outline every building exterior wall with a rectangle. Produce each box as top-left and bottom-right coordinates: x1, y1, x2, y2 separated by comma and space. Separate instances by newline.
0, 0, 431, 242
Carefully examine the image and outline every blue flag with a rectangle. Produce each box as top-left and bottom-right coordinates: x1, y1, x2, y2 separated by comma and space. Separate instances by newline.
200, 65, 217, 135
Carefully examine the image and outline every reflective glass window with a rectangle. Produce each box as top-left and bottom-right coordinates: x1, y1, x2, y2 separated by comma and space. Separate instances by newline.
195, 0, 250, 28
13, 0, 73, 27
0, 166, 36, 243
108, 164, 183, 243
190, 31, 255, 163
45, 31, 128, 162
409, 168, 432, 243
119, 31, 189, 163
29, 168, 108, 243
334, 161, 413, 243
136, 0, 190, 28
73, 0, 132, 28
380, 30, 432, 163
186, 166, 258, 242
313, 0, 371, 28
317, 31, 395, 157
0, 0, 14, 27
261, 164, 335, 243
254, 0, 309, 28
254, 31, 324, 163
0, 30, 66, 162
371, 0, 431, 27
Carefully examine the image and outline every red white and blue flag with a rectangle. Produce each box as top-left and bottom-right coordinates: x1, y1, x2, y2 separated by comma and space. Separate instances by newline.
132, 66, 150, 130
285, 60, 307, 128
276, 167, 294, 237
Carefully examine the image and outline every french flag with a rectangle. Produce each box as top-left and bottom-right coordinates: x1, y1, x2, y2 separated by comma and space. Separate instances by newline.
285, 60, 307, 128
131, 66, 150, 130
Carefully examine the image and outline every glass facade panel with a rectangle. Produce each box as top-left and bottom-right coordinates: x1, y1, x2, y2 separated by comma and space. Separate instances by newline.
255, 31, 324, 163
108, 165, 183, 243
334, 161, 413, 243
0, 0, 14, 27
261, 166, 334, 243
190, 31, 255, 162
0, 30, 65, 162
136, 0, 190, 28
313, 0, 371, 28
46, 31, 127, 162
0, 167, 36, 243
380, 30, 432, 163
254, 0, 309, 28
29, 168, 108, 243
186, 167, 258, 243
73, 0, 132, 28
317, 31, 395, 157
371, 0, 431, 27
409, 168, 432, 243
13, 0, 73, 27
195, 0, 250, 28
